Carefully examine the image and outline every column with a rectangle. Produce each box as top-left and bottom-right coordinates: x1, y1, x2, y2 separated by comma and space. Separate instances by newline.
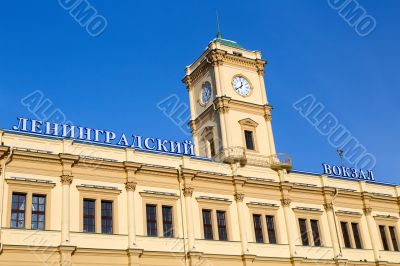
60, 174, 73, 245
233, 175, 248, 254
364, 206, 380, 261
281, 198, 295, 257
264, 106, 276, 156
279, 178, 296, 257
235, 192, 248, 254
124, 162, 141, 249
181, 169, 196, 251
126, 181, 137, 248
324, 203, 341, 257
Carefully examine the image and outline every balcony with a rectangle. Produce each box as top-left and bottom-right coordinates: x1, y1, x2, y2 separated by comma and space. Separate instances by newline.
213, 147, 292, 171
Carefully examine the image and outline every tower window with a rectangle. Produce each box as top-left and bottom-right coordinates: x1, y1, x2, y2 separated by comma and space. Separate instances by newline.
244, 130, 255, 150
209, 138, 216, 157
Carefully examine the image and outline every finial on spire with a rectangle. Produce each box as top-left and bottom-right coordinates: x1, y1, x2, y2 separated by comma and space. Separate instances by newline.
216, 10, 222, 39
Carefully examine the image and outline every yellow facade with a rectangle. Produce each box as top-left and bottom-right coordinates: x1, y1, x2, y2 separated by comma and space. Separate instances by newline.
0, 37, 399, 266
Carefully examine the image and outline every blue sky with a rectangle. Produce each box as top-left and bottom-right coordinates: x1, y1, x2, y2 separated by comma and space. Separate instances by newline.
0, 1, 399, 184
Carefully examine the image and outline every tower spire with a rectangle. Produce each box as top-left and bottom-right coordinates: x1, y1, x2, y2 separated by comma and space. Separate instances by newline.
216, 10, 222, 39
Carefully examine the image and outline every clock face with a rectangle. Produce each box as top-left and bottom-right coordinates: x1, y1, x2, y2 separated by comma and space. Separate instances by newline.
232, 76, 251, 96
201, 82, 212, 105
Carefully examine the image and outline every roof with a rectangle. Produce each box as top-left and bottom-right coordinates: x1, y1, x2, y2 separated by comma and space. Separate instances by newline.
214, 37, 243, 49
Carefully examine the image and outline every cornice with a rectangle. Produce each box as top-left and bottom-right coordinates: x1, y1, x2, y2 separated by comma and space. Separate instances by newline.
0, 146, 10, 159
6, 177, 56, 188
12, 149, 60, 164
76, 184, 122, 194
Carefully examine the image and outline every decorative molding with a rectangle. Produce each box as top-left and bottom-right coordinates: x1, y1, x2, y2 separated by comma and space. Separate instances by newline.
292, 207, 323, 214
280, 198, 292, 207
323, 203, 334, 211
6, 177, 56, 188
76, 184, 122, 194
196, 196, 232, 205
125, 181, 137, 192
247, 201, 279, 210
373, 214, 399, 221
238, 118, 258, 128
336, 210, 362, 217
213, 96, 231, 114
183, 187, 194, 197
234, 192, 245, 202
363, 207, 373, 215
139, 190, 179, 200
60, 175, 73, 185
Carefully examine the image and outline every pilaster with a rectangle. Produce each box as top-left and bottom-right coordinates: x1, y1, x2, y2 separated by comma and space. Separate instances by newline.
127, 248, 143, 266
181, 168, 197, 251
58, 245, 76, 266
59, 154, 78, 246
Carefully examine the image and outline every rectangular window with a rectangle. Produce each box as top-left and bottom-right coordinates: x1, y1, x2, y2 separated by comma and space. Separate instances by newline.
351, 223, 362, 249
310, 219, 321, 246
101, 200, 113, 234
253, 214, 264, 243
244, 130, 255, 150
209, 139, 216, 158
389, 226, 399, 252
11, 193, 26, 229
379, 225, 390, 251
216, 211, 228, 241
31, 194, 46, 230
341, 222, 352, 248
299, 218, 309, 246
146, 204, 157, 236
266, 215, 277, 244
162, 206, 174, 238
202, 210, 213, 240
83, 199, 95, 233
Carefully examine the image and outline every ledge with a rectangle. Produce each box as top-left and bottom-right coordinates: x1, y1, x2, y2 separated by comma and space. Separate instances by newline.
6, 177, 56, 188
76, 184, 121, 194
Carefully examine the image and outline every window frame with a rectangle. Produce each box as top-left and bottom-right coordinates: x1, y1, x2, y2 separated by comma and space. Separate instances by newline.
238, 118, 259, 153
247, 202, 280, 244
31, 194, 46, 230
6, 178, 54, 230
336, 211, 365, 250
373, 216, 400, 252
101, 200, 113, 234
78, 186, 120, 234
140, 191, 179, 238
293, 208, 325, 247
83, 198, 96, 233
11, 192, 27, 229
197, 197, 232, 241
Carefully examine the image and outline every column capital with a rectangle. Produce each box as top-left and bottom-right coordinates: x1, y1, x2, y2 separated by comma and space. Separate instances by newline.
60, 175, 73, 185
234, 192, 245, 202
59, 153, 79, 176
125, 181, 137, 192
183, 187, 194, 197
363, 207, 373, 215
324, 203, 334, 211
213, 96, 231, 114
281, 198, 292, 207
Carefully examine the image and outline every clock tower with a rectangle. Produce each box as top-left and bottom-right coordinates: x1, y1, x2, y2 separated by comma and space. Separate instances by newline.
183, 35, 284, 168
